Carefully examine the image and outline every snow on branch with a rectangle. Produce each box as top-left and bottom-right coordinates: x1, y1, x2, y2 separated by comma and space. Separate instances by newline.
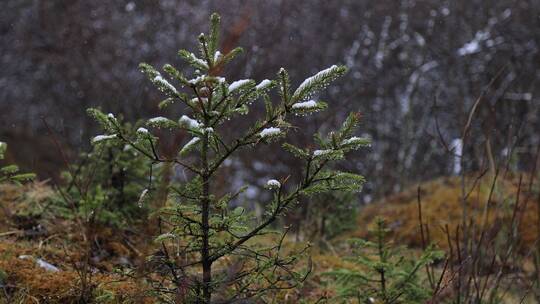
256, 79, 272, 90
258, 127, 282, 138
179, 115, 202, 130
147, 117, 177, 129
228, 79, 252, 92
292, 65, 346, 102
265, 179, 281, 189
153, 75, 178, 95
180, 137, 201, 156
92, 134, 117, 144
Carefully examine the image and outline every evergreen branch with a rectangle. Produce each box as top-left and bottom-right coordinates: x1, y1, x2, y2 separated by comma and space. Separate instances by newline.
115, 132, 201, 175
207, 106, 287, 175
291, 65, 347, 103
209, 159, 328, 263
198, 34, 212, 68
192, 86, 208, 117
208, 13, 220, 58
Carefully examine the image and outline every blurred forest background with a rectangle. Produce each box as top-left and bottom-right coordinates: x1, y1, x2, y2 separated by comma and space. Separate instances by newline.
1, 0, 539, 201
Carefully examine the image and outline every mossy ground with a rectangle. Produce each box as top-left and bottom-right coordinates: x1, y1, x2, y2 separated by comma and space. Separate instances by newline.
0, 183, 152, 303
353, 174, 538, 251
0, 173, 538, 303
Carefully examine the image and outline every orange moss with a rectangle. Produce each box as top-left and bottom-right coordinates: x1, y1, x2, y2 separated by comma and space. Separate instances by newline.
0, 240, 153, 303
0, 252, 80, 302
0, 181, 161, 303
353, 174, 539, 251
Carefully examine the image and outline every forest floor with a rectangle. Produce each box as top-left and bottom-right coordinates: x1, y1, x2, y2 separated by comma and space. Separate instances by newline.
0, 173, 538, 303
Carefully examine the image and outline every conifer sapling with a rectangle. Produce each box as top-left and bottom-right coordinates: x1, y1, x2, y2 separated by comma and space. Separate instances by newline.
89, 13, 369, 303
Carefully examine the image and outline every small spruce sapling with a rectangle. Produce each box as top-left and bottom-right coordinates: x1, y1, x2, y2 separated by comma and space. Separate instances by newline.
89, 13, 370, 303
45, 121, 152, 302
324, 218, 444, 304
307, 192, 359, 240
55, 120, 151, 226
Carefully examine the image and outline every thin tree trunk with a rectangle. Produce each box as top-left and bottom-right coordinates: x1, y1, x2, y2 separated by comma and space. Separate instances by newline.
201, 120, 212, 303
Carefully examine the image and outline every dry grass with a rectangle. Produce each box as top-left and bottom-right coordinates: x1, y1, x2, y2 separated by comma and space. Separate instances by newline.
352, 174, 538, 251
